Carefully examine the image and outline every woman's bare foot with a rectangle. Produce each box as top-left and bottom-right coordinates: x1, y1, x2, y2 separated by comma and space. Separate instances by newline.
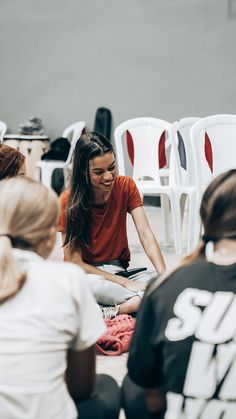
118, 296, 141, 314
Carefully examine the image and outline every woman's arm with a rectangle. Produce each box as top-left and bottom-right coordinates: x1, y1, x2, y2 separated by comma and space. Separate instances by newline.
145, 388, 166, 418
62, 234, 146, 292
131, 206, 166, 274
66, 345, 96, 402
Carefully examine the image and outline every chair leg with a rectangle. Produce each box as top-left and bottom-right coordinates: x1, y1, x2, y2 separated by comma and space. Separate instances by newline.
186, 191, 198, 254
160, 194, 171, 246
187, 193, 203, 254
63, 168, 70, 188
180, 194, 187, 228
40, 166, 55, 188
193, 215, 202, 251
169, 191, 182, 255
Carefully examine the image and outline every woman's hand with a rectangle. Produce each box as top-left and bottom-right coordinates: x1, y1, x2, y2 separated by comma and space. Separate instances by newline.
122, 278, 147, 292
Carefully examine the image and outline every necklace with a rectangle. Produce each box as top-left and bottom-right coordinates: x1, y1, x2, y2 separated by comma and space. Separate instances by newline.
215, 248, 236, 255
206, 240, 236, 264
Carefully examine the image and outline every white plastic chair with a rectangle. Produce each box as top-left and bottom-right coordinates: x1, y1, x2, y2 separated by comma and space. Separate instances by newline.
37, 121, 86, 189
0, 121, 7, 143
191, 114, 236, 248
170, 117, 201, 253
114, 117, 182, 255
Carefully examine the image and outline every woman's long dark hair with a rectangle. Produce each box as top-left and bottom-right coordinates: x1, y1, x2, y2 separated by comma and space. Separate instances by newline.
64, 132, 114, 249
148, 169, 236, 294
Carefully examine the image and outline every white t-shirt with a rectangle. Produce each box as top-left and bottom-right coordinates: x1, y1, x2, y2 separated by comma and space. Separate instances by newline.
0, 249, 106, 419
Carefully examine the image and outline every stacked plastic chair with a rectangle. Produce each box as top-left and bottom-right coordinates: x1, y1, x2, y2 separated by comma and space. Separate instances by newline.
114, 117, 182, 255
170, 117, 201, 254
190, 114, 236, 249
0, 121, 7, 143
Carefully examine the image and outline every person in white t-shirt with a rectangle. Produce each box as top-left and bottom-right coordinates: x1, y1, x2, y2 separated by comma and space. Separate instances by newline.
0, 176, 120, 419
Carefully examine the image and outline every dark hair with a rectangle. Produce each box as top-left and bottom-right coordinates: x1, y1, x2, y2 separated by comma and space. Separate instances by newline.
184, 169, 236, 261
200, 169, 236, 242
64, 131, 114, 249
0, 144, 25, 180
148, 169, 236, 294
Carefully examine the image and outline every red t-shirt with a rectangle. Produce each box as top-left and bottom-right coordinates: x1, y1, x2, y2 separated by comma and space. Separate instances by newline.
58, 176, 142, 268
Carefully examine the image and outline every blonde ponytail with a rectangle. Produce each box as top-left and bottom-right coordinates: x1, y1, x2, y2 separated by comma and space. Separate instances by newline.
0, 177, 59, 304
0, 235, 26, 303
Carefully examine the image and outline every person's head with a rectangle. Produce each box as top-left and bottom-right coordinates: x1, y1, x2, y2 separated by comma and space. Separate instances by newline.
200, 169, 236, 243
0, 144, 26, 180
0, 177, 59, 304
186, 169, 236, 262
71, 131, 116, 195
65, 132, 116, 249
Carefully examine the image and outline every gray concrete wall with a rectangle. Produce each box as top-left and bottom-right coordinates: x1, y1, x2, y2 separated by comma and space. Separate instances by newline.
1, 0, 236, 139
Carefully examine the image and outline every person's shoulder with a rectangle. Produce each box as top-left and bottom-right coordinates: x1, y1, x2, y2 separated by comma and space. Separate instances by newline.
27, 260, 98, 326
116, 175, 136, 189
116, 175, 131, 183
47, 259, 85, 277
149, 259, 210, 297
59, 188, 71, 204
30, 259, 86, 290
59, 189, 70, 208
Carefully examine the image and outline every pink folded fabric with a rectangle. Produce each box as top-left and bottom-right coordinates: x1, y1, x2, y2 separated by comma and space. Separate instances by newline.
96, 314, 136, 356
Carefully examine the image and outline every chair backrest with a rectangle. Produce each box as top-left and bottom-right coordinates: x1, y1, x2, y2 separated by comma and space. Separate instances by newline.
170, 117, 201, 187
0, 121, 7, 143
62, 121, 86, 165
191, 114, 236, 198
114, 117, 171, 184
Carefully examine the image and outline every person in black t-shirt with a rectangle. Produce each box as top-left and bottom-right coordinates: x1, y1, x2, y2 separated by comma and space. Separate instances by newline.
123, 169, 236, 419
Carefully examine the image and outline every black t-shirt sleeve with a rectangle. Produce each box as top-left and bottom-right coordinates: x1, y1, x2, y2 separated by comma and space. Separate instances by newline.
127, 292, 163, 389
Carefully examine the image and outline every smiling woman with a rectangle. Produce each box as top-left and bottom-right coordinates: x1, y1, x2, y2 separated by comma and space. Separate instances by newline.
89, 152, 117, 202
58, 132, 166, 318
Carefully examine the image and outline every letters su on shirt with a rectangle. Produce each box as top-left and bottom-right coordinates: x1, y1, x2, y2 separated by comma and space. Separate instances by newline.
164, 289, 236, 418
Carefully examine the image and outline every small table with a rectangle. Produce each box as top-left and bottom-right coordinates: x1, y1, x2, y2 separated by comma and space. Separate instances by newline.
4, 134, 49, 141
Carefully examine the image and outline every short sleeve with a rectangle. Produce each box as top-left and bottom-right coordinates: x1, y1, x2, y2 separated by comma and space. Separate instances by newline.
69, 267, 107, 351
58, 190, 70, 233
127, 292, 163, 388
127, 178, 143, 213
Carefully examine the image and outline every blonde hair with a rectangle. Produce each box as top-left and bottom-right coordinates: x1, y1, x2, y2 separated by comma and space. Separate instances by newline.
0, 177, 59, 303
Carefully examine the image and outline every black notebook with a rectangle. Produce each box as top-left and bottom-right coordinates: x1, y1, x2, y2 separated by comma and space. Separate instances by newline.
115, 267, 147, 278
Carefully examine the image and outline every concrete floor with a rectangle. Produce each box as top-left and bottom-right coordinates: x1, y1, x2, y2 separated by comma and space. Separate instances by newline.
49, 204, 184, 418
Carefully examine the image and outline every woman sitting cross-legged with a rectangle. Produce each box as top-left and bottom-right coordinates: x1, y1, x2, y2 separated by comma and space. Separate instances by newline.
58, 132, 166, 318
0, 177, 120, 419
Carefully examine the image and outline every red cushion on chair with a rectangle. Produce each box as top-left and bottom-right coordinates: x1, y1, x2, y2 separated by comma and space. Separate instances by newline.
126, 130, 134, 166
126, 129, 167, 170
205, 132, 213, 173
158, 131, 167, 169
